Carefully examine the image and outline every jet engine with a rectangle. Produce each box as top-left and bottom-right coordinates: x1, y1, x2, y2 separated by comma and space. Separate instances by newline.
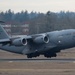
33, 35, 49, 44
12, 38, 27, 46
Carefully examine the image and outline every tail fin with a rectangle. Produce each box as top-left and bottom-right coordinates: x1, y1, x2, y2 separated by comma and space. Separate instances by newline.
0, 25, 10, 39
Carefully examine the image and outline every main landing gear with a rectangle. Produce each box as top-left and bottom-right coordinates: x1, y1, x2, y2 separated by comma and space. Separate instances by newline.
44, 53, 57, 58
27, 53, 40, 58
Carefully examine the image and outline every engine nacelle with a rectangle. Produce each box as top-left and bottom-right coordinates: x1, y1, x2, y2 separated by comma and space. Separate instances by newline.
12, 38, 27, 46
33, 35, 49, 44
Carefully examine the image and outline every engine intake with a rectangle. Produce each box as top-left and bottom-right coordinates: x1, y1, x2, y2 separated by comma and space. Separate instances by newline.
33, 35, 49, 44
12, 38, 27, 46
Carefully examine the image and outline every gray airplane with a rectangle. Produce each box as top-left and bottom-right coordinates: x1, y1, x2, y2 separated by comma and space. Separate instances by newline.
0, 24, 75, 58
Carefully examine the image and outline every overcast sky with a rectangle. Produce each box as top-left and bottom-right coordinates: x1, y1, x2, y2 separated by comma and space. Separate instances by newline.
0, 0, 75, 13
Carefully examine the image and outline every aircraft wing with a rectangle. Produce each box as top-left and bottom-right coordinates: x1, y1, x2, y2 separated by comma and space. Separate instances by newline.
0, 39, 10, 43
0, 39, 11, 46
11, 35, 32, 39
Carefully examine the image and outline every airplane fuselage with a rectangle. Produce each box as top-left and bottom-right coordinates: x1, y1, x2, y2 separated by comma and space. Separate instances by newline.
0, 26, 75, 58
25, 29, 75, 54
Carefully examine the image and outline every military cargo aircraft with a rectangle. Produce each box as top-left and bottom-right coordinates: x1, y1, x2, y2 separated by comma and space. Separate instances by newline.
0, 23, 75, 58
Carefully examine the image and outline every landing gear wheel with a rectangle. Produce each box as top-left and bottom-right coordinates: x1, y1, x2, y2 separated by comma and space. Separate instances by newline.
44, 53, 57, 58
27, 53, 40, 58
27, 54, 32, 58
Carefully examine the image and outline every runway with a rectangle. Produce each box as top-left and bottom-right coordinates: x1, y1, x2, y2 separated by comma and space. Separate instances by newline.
0, 58, 75, 75
0, 50, 75, 75
0, 58, 75, 62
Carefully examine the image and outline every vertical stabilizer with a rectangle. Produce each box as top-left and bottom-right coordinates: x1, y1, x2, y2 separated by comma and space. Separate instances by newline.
0, 25, 10, 39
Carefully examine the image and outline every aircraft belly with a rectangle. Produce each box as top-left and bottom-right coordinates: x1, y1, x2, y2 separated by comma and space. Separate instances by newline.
22, 42, 57, 55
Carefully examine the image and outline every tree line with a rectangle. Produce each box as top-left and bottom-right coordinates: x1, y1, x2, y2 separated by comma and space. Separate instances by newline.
0, 9, 75, 34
